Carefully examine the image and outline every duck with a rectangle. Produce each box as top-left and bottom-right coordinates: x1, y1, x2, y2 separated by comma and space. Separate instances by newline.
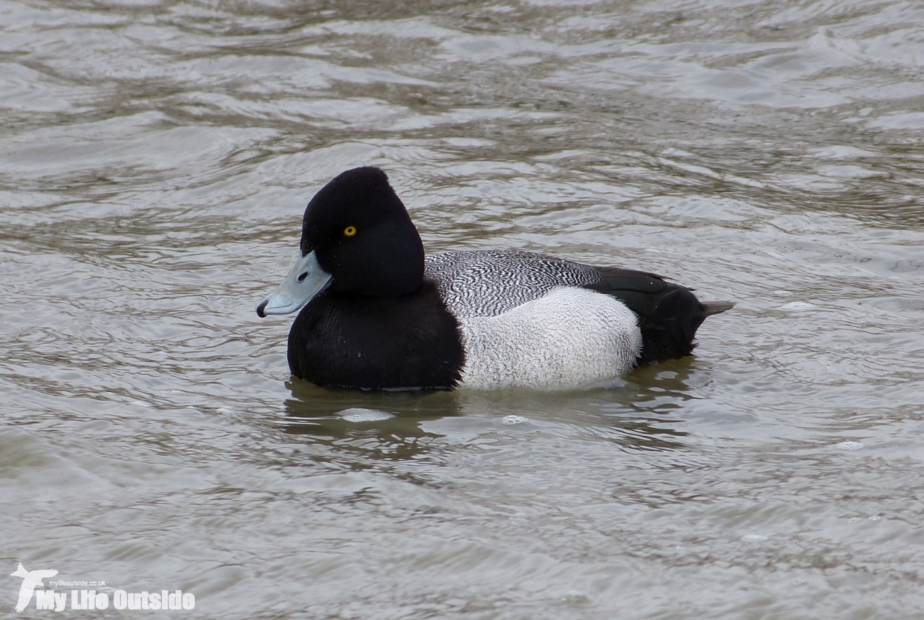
257, 166, 734, 391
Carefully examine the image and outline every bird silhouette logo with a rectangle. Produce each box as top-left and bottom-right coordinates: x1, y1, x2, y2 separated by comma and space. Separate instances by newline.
10, 564, 58, 613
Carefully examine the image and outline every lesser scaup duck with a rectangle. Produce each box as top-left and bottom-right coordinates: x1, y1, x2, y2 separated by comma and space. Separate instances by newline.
257, 167, 734, 391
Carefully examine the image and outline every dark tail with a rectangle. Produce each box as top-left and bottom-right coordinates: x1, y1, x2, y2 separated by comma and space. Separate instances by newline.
702, 301, 736, 317
636, 294, 735, 366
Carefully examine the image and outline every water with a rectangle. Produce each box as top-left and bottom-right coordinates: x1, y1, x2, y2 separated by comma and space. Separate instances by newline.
3, 1, 924, 617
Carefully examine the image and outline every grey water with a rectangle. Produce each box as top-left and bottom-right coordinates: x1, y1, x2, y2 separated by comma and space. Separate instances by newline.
3, 0, 924, 618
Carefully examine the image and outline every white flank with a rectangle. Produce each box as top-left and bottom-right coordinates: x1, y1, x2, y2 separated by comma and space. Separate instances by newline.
457, 287, 641, 390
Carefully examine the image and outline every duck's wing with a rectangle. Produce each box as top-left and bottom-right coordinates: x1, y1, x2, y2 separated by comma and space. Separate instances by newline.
425, 250, 734, 365
582, 266, 671, 316
425, 249, 677, 318
425, 250, 600, 317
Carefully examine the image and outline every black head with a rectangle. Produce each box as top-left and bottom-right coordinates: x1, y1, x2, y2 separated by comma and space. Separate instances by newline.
300, 167, 424, 296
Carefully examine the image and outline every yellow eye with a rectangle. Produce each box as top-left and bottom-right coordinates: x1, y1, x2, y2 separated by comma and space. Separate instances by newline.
343, 226, 357, 237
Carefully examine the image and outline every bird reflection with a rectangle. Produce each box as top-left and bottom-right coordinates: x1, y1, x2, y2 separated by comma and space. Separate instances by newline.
277, 358, 706, 460
279, 380, 457, 462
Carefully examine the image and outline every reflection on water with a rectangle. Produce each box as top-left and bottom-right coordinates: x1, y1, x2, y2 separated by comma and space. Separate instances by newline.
281, 383, 455, 463
4, 0, 924, 617
280, 370, 697, 460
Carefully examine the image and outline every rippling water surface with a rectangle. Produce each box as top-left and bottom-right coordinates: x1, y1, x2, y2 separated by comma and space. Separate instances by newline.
3, 1, 924, 618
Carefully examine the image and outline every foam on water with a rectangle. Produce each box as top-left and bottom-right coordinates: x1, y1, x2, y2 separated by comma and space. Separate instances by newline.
337, 408, 396, 423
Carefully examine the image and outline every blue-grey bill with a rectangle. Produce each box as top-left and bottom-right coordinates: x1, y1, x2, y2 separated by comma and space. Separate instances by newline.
256, 251, 332, 317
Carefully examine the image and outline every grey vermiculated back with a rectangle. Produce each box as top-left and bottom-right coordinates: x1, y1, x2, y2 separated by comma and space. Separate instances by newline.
424, 250, 601, 318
